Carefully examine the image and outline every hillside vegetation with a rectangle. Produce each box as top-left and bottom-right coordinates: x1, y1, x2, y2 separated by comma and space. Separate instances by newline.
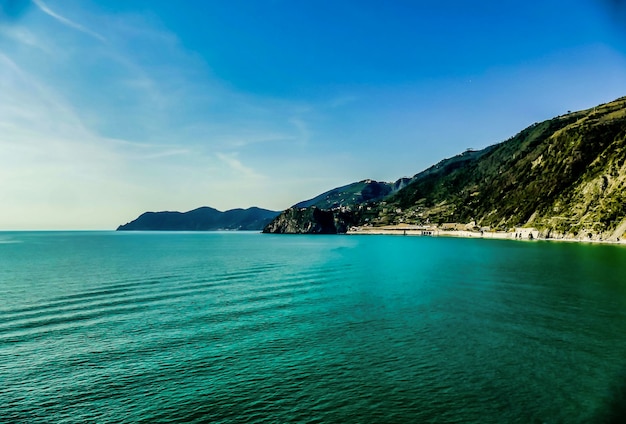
118, 207, 279, 231
264, 96, 626, 240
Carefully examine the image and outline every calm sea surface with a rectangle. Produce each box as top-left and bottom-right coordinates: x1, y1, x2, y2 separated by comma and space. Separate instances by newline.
2, 231, 626, 423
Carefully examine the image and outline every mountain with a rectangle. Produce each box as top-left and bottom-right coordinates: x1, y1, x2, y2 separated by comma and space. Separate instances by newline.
262, 178, 413, 234
117, 207, 280, 231
262, 178, 412, 234
294, 178, 415, 209
264, 96, 626, 240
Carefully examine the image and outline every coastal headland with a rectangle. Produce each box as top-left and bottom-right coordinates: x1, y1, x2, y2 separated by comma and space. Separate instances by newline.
263, 97, 626, 242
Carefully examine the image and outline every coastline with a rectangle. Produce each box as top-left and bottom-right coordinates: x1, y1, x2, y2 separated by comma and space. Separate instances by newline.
346, 224, 626, 246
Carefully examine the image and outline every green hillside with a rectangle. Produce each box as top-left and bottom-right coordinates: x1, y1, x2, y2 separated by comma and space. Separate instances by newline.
117, 207, 280, 231
264, 96, 626, 240
293, 180, 398, 210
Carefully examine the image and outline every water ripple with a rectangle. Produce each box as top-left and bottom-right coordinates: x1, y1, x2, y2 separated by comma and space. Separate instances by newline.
2, 233, 626, 423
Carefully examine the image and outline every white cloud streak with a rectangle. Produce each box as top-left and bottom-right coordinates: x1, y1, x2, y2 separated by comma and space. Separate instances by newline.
215, 152, 266, 180
0, 2, 376, 228
32, 0, 106, 42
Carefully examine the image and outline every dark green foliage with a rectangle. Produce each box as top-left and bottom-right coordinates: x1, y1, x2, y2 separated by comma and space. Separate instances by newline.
117, 207, 280, 231
294, 180, 396, 209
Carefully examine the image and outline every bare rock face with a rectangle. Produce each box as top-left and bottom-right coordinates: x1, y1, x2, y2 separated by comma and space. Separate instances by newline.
262, 207, 337, 234
262, 207, 359, 234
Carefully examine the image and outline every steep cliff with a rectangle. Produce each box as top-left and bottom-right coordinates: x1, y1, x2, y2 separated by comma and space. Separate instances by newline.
262, 207, 359, 234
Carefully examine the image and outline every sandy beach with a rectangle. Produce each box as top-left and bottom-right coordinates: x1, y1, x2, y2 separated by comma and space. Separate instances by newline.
347, 224, 626, 245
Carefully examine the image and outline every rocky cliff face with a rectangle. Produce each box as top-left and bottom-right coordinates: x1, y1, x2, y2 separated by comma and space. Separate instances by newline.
264, 96, 626, 240
262, 207, 359, 234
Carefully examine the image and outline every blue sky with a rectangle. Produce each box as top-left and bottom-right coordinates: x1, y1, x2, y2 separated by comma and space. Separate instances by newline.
1, 0, 626, 229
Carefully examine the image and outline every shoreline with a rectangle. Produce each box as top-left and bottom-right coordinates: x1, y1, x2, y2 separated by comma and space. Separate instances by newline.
346, 225, 626, 246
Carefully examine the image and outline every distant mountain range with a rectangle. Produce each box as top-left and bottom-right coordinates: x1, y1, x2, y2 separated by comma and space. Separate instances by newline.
264, 96, 626, 241
117, 207, 280, 231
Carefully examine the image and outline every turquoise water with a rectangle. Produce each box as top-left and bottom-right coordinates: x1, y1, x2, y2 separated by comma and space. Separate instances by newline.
2, 231, 626, 423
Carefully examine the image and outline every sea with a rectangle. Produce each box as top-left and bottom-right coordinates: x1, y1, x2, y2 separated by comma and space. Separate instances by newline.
2, 231, 626, 423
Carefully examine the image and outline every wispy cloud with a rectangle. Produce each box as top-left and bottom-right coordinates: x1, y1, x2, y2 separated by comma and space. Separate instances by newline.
32, 0, 105, 42
0, 51, 90, 137
0, 1, 362, 227
215, 152, 266, 180
138, 147, 192, 160
288, 117, 311, 145
0, 25, 52, 53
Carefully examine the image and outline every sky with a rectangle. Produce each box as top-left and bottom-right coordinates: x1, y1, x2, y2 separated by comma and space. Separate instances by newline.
1, 0, 626, 229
